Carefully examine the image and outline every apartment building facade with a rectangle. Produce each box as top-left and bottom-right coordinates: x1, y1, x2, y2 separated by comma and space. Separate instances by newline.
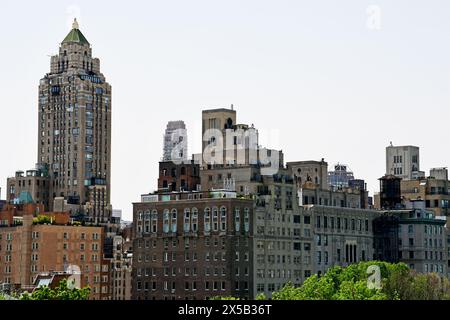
0, 203, 110, 299
132, 192, 254, 300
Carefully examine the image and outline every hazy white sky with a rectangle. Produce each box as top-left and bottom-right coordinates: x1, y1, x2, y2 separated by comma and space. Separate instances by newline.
1, 0, 449, 221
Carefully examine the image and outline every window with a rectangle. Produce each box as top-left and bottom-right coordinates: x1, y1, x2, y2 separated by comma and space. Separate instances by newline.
304, 228, 310, 237
304, 216, 310, 224
151, 210, 158, 233
171, 209, 177, 232
163, 209, 170, 233
204, 208, 211, 233
184, 208, 191, 233
235, 208, 240, 232
212, 207, 219, 231
191, 208, 198, 232
244, 208, 250, 232
220, 207, 227, 231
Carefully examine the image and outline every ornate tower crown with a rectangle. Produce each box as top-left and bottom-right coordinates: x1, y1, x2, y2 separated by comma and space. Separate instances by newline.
62, 18, 89, 45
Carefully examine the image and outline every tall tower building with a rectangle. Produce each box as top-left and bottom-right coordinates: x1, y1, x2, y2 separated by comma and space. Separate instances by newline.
162, 121, 187, 162
37, 19, 112, 222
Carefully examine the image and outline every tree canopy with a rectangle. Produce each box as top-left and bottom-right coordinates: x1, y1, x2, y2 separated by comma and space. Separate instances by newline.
20, 279, 90, 300
265, 261, 450, 300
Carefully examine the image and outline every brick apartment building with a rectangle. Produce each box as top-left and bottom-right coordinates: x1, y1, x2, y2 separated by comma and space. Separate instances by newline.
132, 191, 254, 300
0, 203, 110, 299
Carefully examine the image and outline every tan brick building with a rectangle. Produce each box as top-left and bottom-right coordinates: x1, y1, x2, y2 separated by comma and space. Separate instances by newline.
0, 204, 110, 299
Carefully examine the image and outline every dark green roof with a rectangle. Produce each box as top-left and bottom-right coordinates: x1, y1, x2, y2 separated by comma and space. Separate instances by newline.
62, 28, 90, 45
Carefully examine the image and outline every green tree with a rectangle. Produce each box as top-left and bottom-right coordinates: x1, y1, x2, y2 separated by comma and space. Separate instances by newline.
32, 215, 52, 225
209, 296, 240, 300
20, 279, 90, 300
269, 261, 450, 300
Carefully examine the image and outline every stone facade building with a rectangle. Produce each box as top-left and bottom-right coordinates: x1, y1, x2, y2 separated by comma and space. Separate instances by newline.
373, 205, 447, 277
130, 107, 450, 300
386, 144, 422, 180
163, 121, 188, 162
111, 234, 133, 300
307, 206, 378, 276
400, 168, 450, 220
287, 161, 368, 209
7, 169, 50, 210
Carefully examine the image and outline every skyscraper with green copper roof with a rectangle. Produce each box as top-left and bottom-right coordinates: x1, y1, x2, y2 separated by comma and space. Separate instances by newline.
37, 18, 113, 223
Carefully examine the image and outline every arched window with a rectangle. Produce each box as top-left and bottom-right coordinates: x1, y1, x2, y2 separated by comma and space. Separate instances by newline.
144, 210, 151, 233
235, 208, 240, 232
137, 211, 143, 221
184, 208, 191, 233
171, 209, 177, 233
151, 210, 158, 233
220, 207, 227, 231
163, 209, 170, 233
191, 208, 198, 232
204, 208, 211, 233
244, 208, 250, 232
212, 207, 219, 231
